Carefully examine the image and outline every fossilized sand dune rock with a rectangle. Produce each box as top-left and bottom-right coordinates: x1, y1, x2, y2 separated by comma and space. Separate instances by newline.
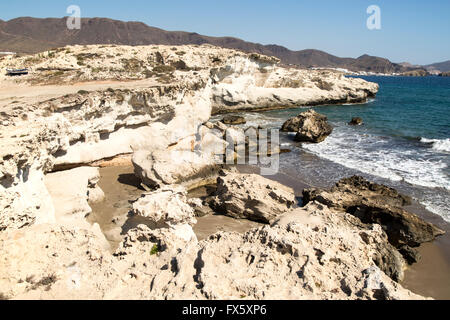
303, 176, 445, 264
211, 172, 297, 223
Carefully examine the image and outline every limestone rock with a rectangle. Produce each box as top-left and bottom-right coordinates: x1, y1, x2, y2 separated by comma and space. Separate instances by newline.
0, 204, 426, 300
133, 186, 196, 225
0, 224, 115, 300
133, 149, 221, 190
44, 167, 104, 224
150, 203, 423, 300
211, 172, 296, 223
281, 109, 333, 143
303, 176, 445, 257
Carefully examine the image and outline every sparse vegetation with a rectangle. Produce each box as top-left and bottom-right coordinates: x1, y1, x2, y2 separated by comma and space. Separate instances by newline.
150, 244, 159, 255
153, 65, 175, 73
76, 53, 101, 66
276, 78, 305, 88
26, 274, 59, 292
77, 56, 85, 66
121, 58, 144, 73
143, 69, 155, 78
312, 77, 334, 91
171, 60, 190, 71
24, 55, 43, 65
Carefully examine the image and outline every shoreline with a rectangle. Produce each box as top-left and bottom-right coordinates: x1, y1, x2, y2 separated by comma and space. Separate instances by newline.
239, 164, 450, 300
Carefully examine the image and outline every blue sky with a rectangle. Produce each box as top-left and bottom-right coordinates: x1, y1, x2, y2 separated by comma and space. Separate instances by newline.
1, 0, 449, 65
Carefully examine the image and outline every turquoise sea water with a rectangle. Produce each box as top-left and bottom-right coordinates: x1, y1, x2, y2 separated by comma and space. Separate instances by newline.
215, 76, 450, 221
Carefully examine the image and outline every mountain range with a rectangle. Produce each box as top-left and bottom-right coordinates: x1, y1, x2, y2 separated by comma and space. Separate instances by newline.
0, 17, 447, 74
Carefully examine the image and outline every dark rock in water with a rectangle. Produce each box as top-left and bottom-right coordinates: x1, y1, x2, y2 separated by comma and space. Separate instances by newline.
221, 115, 246, 125
281, 109, 333, 143
349, 117, 363, 126
303, 176, 445, 263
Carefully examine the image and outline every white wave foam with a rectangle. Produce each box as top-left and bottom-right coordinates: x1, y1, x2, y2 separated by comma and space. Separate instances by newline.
421, 199, 450, 223
303, 128, 450, 220
421, 138, 450, 153
303, 128, 450, 191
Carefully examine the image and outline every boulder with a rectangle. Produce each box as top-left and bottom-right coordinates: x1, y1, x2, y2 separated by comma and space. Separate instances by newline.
44, 167, 105, 224
133, 186, 197, 227
303, 176, 445, 260
132, 185, 198, 242
211, 172, 296, 223
132, 127, 229, 190
133, 149, 221, 190
349, 117, 364, 126
221, 115, 246, 125
281, 109, 333, 143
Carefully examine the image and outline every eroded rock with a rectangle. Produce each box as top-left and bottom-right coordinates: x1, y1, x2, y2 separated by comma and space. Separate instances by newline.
132, 185, 198, 242
44, 167, 104, 224
149, 203, 423, 300
303, 176, 445, 260
281, 109, 333, 143
211, 172, 296, 223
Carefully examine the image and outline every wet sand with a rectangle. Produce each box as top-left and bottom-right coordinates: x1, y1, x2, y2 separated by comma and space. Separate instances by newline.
401, 202, 450, 299
88, 166, 265, 248
89, 164, 450, 299
88, 166, 145, 249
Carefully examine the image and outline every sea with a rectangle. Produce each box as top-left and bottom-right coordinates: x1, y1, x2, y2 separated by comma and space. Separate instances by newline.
213, 76, 450, 222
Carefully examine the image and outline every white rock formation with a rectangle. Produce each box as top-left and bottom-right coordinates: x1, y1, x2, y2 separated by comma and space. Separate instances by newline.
44, 167, 104, 224
132, 185, 197, 242
0, 45, 379, 231
3, 45, 423, 301
0, 203, 425, 300
212, 172, 297, 223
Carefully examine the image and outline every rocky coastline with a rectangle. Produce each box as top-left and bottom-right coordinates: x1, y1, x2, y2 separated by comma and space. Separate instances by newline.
0, 44, 445, 300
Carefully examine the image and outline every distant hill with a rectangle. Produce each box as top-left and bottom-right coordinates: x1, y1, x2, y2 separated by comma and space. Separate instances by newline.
425, 60, 450, 73
0, 17, 422, 74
